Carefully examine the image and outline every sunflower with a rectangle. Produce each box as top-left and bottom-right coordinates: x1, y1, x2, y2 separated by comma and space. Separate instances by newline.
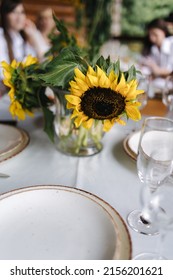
1, 55, 38, 120
65, 66, 144, 132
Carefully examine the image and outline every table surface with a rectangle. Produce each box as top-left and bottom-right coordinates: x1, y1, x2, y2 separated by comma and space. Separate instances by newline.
0, 95, 172, 260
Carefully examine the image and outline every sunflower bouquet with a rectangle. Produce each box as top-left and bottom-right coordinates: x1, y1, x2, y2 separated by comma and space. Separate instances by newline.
1, 18, 144, 156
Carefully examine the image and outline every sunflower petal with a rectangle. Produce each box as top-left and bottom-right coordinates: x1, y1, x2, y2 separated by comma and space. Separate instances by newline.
74, 68, 86, 81
98, 72, 110, 88
103, 119, 115, 132
65, 95, 81, 105
75, 77, 89, 91
82, 118, 94, 129
3, 79, 12, 88
87, 74, 99, 87
11, 59, 19, 68
1, 61, 11, 72
71, 109, 80, 119
115, 118, 126, 126
116, 73, 127, 92
74, 115, 88, 127
66, 101, 75, 109
22, 55, 38, 67
126, 104, 141, 121
87, 66, 97, 76
108, 70, 117, 83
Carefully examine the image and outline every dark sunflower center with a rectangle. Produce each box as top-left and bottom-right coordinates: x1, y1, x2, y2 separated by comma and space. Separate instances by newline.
80, 87, 125, 120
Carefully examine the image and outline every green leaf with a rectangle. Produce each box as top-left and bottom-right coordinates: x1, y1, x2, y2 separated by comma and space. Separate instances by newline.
107, 59, 120, 75
94, 56, 111, 72
38, 48, 88, 89
42, 107, 55, 142
124, 65, 137, 82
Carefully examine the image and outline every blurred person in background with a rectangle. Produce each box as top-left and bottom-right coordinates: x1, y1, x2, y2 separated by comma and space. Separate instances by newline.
0, 0, 49, 96
141, 18, 173, 78
36, 7, 56, 46
142, 19, 173, 77
140, 18, 173, 95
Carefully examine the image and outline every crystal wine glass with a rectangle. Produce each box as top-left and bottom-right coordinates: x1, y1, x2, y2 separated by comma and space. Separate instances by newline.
134, 179, 173, 260
127, 117, 173, 235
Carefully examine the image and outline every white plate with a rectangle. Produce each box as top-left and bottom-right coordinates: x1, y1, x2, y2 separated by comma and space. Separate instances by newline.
0, 124, 29, 162
0, 185, 132, 260
123, 131, 141, 160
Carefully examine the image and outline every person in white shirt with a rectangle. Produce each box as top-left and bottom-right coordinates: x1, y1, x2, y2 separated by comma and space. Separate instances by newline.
0, 0, 49, 95
141, 18, 173, 78
140, 18, 173, 95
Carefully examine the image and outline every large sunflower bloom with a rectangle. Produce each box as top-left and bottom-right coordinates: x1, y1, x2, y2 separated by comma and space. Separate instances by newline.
1, 55, 38, 120
65, 66, 144, 132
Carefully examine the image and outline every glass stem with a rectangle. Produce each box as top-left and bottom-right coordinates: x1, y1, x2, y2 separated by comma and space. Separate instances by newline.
156, 230, 166, 257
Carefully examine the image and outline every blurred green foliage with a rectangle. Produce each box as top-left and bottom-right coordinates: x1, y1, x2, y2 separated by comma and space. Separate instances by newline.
82, 0, 112, 60
122, 0, 173, 37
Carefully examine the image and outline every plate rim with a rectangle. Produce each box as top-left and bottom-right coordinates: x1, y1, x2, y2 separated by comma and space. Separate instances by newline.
0, 124, 30, 162
0, 184, 132, 260
123, 130, 140, 161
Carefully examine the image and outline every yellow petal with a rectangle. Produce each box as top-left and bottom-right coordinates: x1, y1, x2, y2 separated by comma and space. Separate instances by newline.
87, 66, 97, 76
3, 79, 13, 88
115, 118, 126, 126
98, 72, 110, 88
103, 119, 114, 132
75, 77, 89, 91
74, 68, 86, 81
71, 109, 80, 119
1, 61, 11, 72
11, 59, 19, 68
71, 87, 84, 97
115, 74, 129, 97
96, 66, 104, 78
65, 95, 81, 105
3, 70, 12, 80
69, 80, 80, 90
116, 73, 127, 91
126, 104, 141, 121
66, 101, 75, 109
8, 88, 15, 100
85, 76, 92, 87
82, 118, 94, 129
9, 101, 26, 120
87, 74, 99, 87
108, 70, 117, 83
22, 55, 38, 67
74, 115, 88, 127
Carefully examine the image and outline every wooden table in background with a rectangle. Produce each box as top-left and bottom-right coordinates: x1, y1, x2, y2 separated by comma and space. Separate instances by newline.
141, 98, 167, 117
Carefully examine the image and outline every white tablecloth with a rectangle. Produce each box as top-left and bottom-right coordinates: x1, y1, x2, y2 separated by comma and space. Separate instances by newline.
0, 95, 173, 259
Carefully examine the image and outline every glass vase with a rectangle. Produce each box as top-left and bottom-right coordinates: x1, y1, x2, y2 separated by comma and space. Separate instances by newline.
53, 89, 104, 156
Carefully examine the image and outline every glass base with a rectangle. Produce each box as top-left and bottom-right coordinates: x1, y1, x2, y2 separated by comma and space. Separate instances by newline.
55, 141, 103, 157
127, 209, 159, 235
133, 253, 167, 260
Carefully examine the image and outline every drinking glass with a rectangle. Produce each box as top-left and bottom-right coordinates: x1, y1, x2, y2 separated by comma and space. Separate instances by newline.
137, 76, 148, 110
127, 117, 173, 235
126, 76, 148, 133
162, 75, 173, 117
134, 181, 173, 260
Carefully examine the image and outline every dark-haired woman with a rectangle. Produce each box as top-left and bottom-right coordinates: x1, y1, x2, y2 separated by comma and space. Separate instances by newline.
0, 0, 49, 95
142, 18, 173, 78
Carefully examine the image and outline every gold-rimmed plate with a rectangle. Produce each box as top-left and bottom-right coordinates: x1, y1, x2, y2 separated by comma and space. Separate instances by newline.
123, 130, 141, 161
0, 185, 132, 260
0, 124, 29, 162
